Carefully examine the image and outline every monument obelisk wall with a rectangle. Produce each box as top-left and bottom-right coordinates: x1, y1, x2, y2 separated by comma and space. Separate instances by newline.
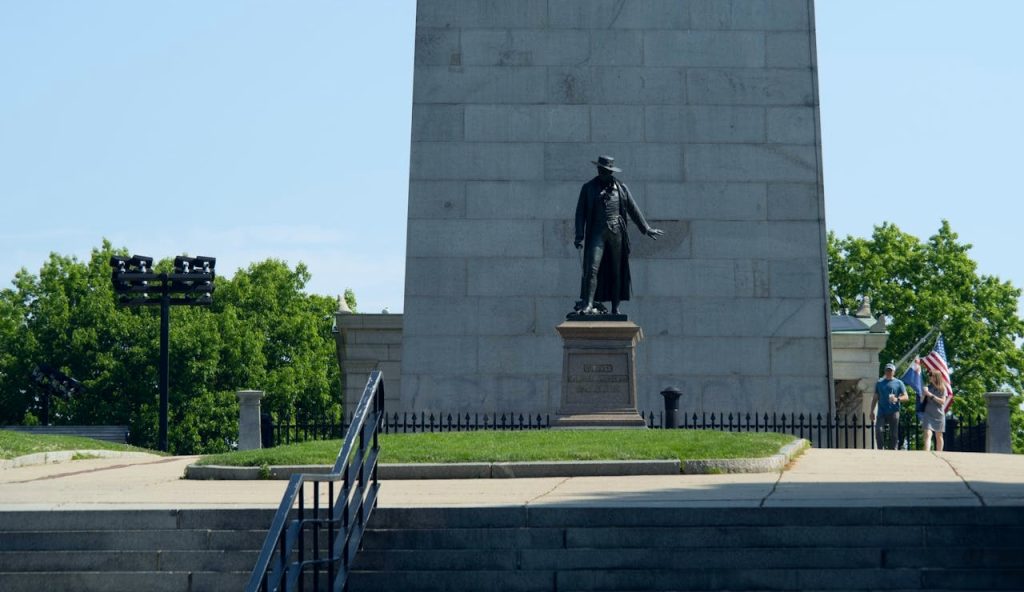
402, 0, 834, 415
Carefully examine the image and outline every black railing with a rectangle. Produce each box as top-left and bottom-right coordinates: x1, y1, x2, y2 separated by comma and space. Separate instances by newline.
642, 410, 986, 452
246, 370, 384, 592
382, 411, 550, 433
272, 412, 550, 444
267, 405, 986, 453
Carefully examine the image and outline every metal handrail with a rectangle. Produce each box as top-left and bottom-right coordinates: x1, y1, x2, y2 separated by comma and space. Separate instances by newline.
246, 370, 384, 592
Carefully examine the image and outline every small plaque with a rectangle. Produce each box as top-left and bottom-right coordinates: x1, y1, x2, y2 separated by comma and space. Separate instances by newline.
566, 353, 630, 407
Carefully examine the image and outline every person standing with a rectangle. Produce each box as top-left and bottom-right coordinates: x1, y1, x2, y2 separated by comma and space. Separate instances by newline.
919, 372, 949, 451
573, 156, 663, 315
871, 362, 908, 450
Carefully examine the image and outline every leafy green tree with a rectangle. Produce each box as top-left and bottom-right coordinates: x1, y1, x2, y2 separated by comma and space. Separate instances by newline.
0, 242, 344, 454
829, 221, 1024, 449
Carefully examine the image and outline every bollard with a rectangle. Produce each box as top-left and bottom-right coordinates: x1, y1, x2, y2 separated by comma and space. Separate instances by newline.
237, 390, 264, 451
660, 387, 683, 428
983, 392, 1013, 454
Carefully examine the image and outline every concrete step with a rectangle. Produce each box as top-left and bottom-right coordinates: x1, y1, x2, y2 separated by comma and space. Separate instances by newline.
361, 527, 564, 550
552, 568, 1024, 591
363, 524, 950, 550
349, 567, 1024, 592
349, 570, 555, 592
0, 571, 257, 592
356, 547, 882, 571
0, 508, 276, 531
0, 549, 259, 572
0, 528, 268, 551
370, 506, 1024, 529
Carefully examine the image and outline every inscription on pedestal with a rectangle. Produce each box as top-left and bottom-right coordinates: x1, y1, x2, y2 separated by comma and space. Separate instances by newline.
567, 353, 630, 407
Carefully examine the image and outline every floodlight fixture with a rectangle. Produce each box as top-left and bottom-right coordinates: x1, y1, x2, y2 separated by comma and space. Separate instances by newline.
108, 253, 217, 451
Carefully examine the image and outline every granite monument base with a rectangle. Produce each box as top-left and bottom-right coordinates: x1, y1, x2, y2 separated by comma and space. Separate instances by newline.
553, 321, 646, 428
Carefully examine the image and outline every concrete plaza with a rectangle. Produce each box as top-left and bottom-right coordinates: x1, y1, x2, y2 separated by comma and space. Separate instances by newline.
1, 448, 1021, 511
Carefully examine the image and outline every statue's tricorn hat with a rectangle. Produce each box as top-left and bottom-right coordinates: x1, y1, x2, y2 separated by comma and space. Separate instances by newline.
591, 155, 622, 172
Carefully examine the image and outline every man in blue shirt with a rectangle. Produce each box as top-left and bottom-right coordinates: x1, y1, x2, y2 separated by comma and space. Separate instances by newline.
871, 362, 908, 450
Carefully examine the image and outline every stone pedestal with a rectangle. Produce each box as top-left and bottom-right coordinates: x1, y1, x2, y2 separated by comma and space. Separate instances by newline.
983, 392, 1013, 454
553, 321, 645, 428
237, 390, 264, 451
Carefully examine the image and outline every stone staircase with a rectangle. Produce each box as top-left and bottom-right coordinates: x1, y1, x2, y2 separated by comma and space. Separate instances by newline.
349, 506, 1024, 592
1, 505, 1022, 591
0, 508, 272, 592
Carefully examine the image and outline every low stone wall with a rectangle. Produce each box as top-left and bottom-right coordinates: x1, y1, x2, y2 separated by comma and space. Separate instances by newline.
334, 312, 402, 413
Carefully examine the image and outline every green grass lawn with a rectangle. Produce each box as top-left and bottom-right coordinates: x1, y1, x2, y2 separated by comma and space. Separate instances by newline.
0, 429, 158, 460
197, 429, 796, 467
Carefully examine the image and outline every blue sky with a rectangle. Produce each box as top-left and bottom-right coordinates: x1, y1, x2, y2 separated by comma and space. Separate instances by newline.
1, 1, 1022, 314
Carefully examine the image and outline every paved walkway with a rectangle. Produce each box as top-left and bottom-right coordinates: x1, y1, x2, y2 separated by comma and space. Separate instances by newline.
0, 449, 1021, 511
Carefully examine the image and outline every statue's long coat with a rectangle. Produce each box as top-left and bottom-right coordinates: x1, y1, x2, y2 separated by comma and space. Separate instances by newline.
574, 176, 655, 303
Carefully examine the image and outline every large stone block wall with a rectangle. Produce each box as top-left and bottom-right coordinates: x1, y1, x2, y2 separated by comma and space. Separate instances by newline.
403, 0, 833, 415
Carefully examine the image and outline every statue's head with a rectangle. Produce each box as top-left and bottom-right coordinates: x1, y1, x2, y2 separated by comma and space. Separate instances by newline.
591, 155, 621, 178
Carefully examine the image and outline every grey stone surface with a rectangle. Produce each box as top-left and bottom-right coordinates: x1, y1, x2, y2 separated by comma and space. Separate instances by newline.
689, 0, 811, 31
336, 313, 404, 411
546, 66, 687, 106
411, 104, 464, 141
416, 0, 549, 28
645, 182, 767, 220
767, 31, 814, 67
984, 392, 1014, 454
549, 0, 690, 30
236, 390, 263, 451
766, 182, 821, 220
685, 144, 818, 182
687, 68, 815, 105
690, 220, 823, 258
588, 31, 644, 66
414, 28, 461, 67
403, 0, 832, 416
408, 181, 466, 219
411, 141, 544, 180
644, 30, 765, 67
407, 219, 543, 257
544, 142, 685, 181
767, 107, 818, 144
645, 105, 765, 144
465, 105, 589, 143
414, 66, 548, 104
461, 30, 591, 67
404, 258, 466, 297
466, 181, 577, 220
590, 105, 644, 143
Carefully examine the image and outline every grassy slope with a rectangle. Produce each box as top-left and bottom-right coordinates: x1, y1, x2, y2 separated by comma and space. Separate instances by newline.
198, 430, 796, 467
0, 429, 157, 459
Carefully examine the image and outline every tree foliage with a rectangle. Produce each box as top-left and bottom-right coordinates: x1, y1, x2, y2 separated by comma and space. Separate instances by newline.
0, 241, 343, 454
829, 221, 1024, 450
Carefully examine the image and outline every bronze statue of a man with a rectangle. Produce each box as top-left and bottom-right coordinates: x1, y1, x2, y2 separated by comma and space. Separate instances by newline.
573, 156, 663, 316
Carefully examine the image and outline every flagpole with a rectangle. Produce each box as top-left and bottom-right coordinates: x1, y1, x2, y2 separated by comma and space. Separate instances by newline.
893, 325, 940, 373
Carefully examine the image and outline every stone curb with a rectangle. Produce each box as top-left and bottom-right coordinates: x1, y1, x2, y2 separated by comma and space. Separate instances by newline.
0, 450, 161, 470
184, 439, 809, 480
682, 438, 810, 474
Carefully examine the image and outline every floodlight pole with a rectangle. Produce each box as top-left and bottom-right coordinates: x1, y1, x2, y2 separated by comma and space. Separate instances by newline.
159, 286, 171, 452
110, 254, 215, 453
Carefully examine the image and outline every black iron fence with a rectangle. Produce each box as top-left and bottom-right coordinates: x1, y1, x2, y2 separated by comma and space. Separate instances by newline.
273, 412, 550, 445
269, 410, 986, 452
642, 410, 986, 452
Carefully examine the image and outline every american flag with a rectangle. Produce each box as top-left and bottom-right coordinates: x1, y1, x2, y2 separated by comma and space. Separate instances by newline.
920, 334, 954, 412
